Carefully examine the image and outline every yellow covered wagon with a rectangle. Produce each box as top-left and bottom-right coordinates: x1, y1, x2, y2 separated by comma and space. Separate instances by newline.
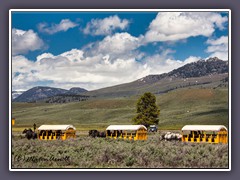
106, 125, 147, 140
181, 125, 228, 144
38, 125, 76, 140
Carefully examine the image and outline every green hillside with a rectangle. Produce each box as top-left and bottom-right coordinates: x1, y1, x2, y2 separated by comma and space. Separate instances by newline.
12, 87, 229, 131
156, 88, 228, 129
83, 74, 228, 98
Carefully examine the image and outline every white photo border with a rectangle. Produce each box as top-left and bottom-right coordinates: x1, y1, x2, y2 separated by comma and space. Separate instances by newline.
9, 9, 231, 171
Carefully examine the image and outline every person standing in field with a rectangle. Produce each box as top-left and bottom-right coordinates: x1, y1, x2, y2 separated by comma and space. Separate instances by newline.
33, 123, 36, 132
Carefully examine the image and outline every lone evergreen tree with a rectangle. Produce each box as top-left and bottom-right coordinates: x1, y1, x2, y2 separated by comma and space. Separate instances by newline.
132, 92, 160, 127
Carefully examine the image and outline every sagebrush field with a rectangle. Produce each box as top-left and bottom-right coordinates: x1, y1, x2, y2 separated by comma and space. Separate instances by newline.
11, 133, 228, 169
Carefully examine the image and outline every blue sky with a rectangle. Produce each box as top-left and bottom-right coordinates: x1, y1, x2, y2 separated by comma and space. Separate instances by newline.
11, 11, 229, 91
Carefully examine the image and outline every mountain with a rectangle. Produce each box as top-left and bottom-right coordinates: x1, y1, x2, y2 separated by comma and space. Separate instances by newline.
14, 86, 68, 102
84, 57, 228, 97
14, 86, 88, 102
143, 57, 228, 83
12, 90, 25, 100
13, 86, 88, 103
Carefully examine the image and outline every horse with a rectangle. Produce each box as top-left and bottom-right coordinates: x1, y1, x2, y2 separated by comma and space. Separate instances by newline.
22, 128, 37, 140
88, 130, 99, 138
88, 130, 106, 138
98, 131, 106, 138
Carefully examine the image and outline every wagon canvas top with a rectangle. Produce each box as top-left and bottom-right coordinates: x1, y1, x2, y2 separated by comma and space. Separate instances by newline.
106, 125, 147, 131
38, 125, 76, 131
181, 125, 227, 131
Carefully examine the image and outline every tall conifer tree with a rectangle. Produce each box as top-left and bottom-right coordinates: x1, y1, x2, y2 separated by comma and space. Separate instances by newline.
132, 92, 160, 127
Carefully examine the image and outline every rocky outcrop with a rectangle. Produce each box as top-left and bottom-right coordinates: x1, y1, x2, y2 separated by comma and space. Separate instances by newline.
141, 57, 228, 83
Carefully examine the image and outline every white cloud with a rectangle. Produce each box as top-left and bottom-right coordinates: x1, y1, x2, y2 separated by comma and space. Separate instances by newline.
82, 32, 143, 62
36, 53, 55, 61
206, 36, 228, 45
12, 45, 201, 91
38, 19, 78, 34
60, 49, 84, 62
12, 28, 44, 55
142, 49, 200, 75
12, 55, 35, 74
206, 36, 228, 60
12, 55, 40, 90
144, 12, 228, 43
83, 15, 129, 35
12, 52, 146, 91
95, 33, 142, 56
183, 56, 201, 64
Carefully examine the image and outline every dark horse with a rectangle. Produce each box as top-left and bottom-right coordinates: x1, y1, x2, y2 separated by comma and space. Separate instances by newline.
22, 128, 37, 140
98, 131, 106, 138
88, 130, 106, 138
88, 130, 99, 138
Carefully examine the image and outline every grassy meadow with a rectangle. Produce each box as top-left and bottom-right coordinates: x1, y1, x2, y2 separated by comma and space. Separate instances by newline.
12, 87, 229, 132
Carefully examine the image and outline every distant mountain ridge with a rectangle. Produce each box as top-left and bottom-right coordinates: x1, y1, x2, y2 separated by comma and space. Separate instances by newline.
13, 86, 88, 102
141, 57, 228, 83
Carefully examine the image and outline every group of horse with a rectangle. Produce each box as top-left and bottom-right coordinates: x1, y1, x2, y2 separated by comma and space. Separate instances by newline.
22, 128, 37, 140
22, 128, 106, 140
88, 129, 106, 138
